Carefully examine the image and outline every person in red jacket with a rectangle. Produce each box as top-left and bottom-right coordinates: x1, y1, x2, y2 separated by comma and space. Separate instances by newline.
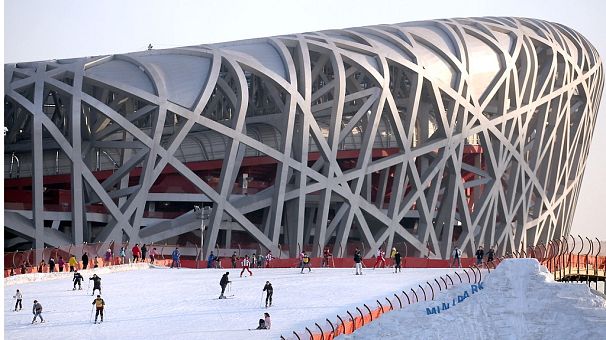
240, 255, 253, 277
373, 248, 386, 269
132, 244, 141, 263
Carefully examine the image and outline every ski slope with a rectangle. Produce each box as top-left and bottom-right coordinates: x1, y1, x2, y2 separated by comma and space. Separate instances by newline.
4, 259, 606, 339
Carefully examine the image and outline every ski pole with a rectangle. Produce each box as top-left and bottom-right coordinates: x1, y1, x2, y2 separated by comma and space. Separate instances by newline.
89, 305, 94, 323
260, 291, 264, 308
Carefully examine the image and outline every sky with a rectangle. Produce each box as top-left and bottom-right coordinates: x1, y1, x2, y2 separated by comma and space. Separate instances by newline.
4, 260, 606, 339
3, 0, 606, 239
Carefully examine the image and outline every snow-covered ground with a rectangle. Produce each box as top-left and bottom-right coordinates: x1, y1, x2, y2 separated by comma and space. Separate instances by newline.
4, 259, 606, 339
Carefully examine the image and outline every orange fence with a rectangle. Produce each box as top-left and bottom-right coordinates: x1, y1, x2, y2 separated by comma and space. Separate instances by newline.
283, 235, 606, 339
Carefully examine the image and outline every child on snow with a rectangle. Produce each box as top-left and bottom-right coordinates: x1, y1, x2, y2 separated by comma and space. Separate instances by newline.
31, 300, 43, 323
92, 295, 105, 323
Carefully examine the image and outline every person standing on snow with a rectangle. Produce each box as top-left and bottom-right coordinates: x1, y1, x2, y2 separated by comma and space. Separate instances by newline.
263, 281, 273, 307
119, 247, 126, 264
92, 295, 105, 323
31, 300, 44, 324
322, 248, 332, 267
354, 248, 363, 275
48, 257, 55, 273
93, 256, 99, 268
240, 255, 253, 277
68, 255, 78, 272
82, 252, 89, 270
208, 251, 217, 268
394, 249, 402, 273
132, 244, 141, 263
219, 272, 231, 299
487, 246, 495, 263
389, 247, 397, 267
231, 252, 238, 268
149, 247, 157, 264
89, 274, 102, 296
141, 244, 148, 263
264, 312, 271, 329
265, 251, 273, 268
13, 289, 22, 311
451, 247, 462, 268
475, 246, 484, 266
300, 253, 311, 273
171, 247, 181, 268
73, 270, 84, 290
58, 256, 65, 272
104, 248, 112, 266
373, 248, 386, 269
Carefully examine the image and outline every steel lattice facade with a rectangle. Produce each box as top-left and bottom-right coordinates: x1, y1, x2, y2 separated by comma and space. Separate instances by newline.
4, 17, 603, 260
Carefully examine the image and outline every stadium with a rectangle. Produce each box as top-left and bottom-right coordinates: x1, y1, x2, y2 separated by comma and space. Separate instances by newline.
4, 16, 603, 262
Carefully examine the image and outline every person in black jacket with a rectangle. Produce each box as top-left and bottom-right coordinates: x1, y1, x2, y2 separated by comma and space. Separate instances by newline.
354, 248, 363, 275
394, 249, 402, 273
89, 274, 102, 296
73, 270, 84, 290
219, 272, 231, 299
48, 258, 55, 273
82, 252, 89, 270
263, 281, 273, 307
475, 246, 485, 266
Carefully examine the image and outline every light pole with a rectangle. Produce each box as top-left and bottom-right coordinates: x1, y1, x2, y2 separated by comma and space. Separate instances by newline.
194, 206, 211, 267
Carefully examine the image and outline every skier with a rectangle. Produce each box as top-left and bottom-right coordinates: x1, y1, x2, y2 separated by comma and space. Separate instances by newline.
171, 247, 181, 268
207, 251, 217, 268
48, 257, 55, 273
58, 256, 65, 272
231, 252, 238, 268
451, 247, 462, 268
475, 246, 484, 266
141, 244, 148, 263
119, 247, 126, 264
354, 248, 363, 275
487, 246, 495, 263
68, 255, 78, 272
104, 248, 112, 266
132, 244, 141, 263
300, 252, 311, 273
240, 255, 253, 277
373, 248, 386, 269
265, 251, 273, 268
13, 289, 22, 311
89, 274, 102, 296
263, 281, 273, 307
31, 300, 44, 324
92, 295, 105, 324
219, 272, 231, 299
82, 252, 89, 270
149, 247, 157, 264
298, 251, 305, 269
73, 270, 84, 290
394, 249, 402, 273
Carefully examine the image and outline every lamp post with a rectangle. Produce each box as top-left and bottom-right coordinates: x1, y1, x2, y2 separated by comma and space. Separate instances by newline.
194, 206, 211, 267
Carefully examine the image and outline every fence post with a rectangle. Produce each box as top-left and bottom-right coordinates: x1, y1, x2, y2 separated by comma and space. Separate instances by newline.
411, 288, 419, 302
326, 318, 335, 336
418, 284, 427, 301
293, 331, 301, 340
363, 304, 373, 320
445, 274, 454, 286
356, 307, 365, 325
402, 291, 410, 305
305, 327, 314, 339
315, 322, 324, 340
434, 278, 442, 291
347, 310, 356, 331
385, 297, 394, 310
376, 300, 385, 313
336, 315, 346, 334
426, 281, 434, 300
462, 269, 471, 283
455, 272, 463, 283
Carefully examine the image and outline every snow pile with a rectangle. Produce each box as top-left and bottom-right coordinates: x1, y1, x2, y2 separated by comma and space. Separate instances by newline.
342, 259, 606, 339
4, 263, 151, 286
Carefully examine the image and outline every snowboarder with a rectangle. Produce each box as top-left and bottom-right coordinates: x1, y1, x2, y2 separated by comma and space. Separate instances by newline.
263, 281, 273, 307
89, 274, 102, 296
354, 248, 363, 275
219, 272, 231, 299
31, 300, 43, 323
171, 247, 181, 268
73, 270, 84, 290
58, 256, 65, 272
300, 253, 311, 273
208, 251, 217, 268
141, 244, 148, 262
451, 247, 462, 268
48, 257, 55, 273
82, 252, 89, 270
132, 243, 141, 263
265, 251, 273, 268
68, 255, 78, 272
240, 255, 253, 277
487, 246, 495, 263
475, 246, 484, 266
394, 249, 402, 273
13, 289, 22, 311
373, 248, 386, 269
92, 295, 105, 323
231, 252, 238, 268
264, 312, 271, 329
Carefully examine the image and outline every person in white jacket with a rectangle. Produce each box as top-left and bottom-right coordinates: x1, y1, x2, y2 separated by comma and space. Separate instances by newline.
13, 289, 22, 311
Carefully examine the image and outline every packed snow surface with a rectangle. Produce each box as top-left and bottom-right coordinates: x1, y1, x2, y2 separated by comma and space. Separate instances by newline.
4, 259, 606, 339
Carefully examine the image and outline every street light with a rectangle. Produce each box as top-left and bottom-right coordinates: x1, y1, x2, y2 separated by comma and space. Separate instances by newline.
194, 206, 211, 265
